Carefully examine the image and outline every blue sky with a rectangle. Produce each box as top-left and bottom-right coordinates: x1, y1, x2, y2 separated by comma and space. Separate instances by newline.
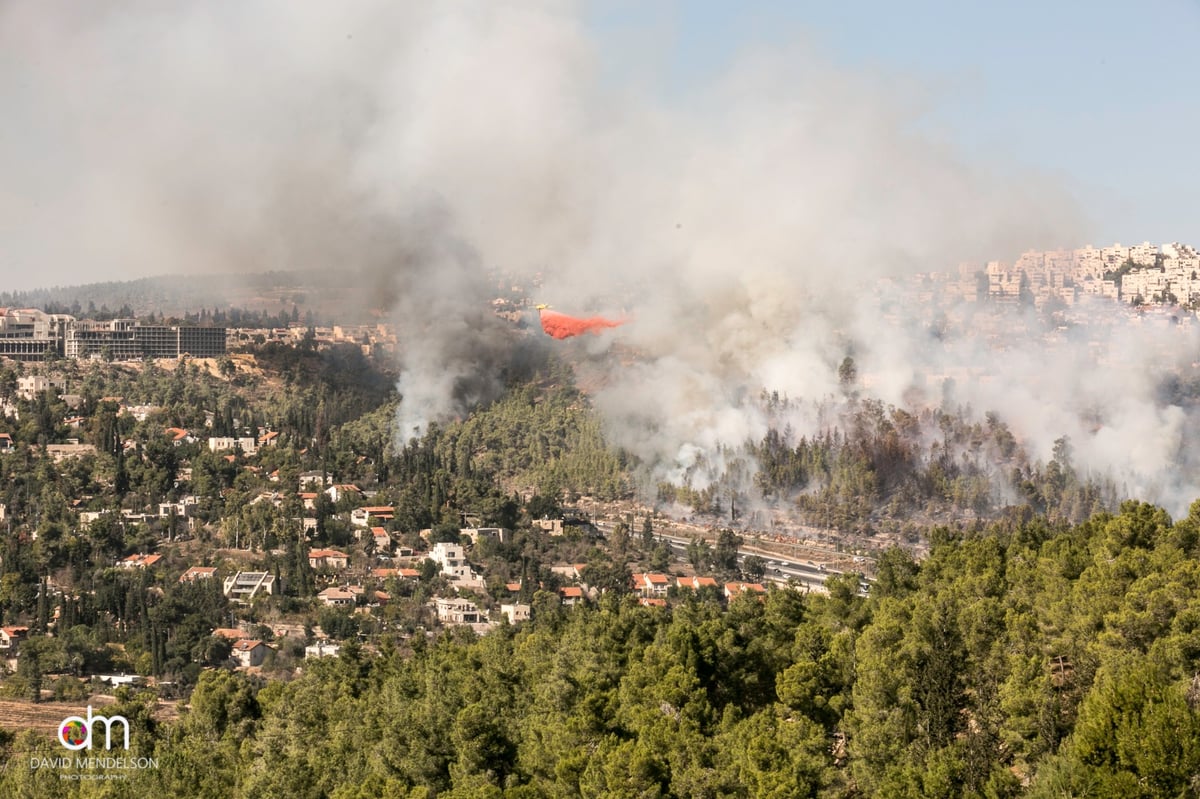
588, 0, 1200, 249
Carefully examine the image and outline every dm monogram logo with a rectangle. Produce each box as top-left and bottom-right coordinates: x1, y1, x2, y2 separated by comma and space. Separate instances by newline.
57, 706, 130, 751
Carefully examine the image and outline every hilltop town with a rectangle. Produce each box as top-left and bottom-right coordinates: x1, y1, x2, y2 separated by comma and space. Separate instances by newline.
0, 266, 1198, 795
0, 325, 819, 705
0, 244, 1193, 793
908, 240, 1200, 309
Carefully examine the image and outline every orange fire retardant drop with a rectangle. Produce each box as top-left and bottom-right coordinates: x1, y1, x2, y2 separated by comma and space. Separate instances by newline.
539, 308, 624, 339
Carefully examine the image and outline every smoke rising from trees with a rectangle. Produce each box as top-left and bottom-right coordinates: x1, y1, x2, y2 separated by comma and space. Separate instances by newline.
6, 2, 1197, 513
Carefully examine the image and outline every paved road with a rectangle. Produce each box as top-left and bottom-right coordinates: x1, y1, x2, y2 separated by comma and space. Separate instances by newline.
648, 531, 872, 595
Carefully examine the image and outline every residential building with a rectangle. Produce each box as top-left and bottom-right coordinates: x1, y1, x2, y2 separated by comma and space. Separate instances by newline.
208, 436, 258, 455
724, 582, 767, 599
370, 527, 392, 555
96, 673, 143, 687
350, 505, 395, 527
298, 471, 329, 489
1129, 241, 1159, 266
119, 553, 162, 569
558, 586, 584, 606
460, 527, 509, 545
676, 575, 719, 591
231, 639, 269, 668
123, 404, 160, 421
372, 567, 420, 580
158, 496, 198, 518
0, 626, 29, 655
309, 549, 349, 570
325, 484, 362, 503
434, 597, 483, 625
551, 564, 587, 582
533, 518, 564, 535
500, 603, 531, 623
223, 572, 277, 602
305, 641, 341, 659
631, 572, 671, 598
318, 586, 358, 607
179, 566, 217, 583
430, 542, 476, 581
79, 510, 107, 526
45, 443, 97, 461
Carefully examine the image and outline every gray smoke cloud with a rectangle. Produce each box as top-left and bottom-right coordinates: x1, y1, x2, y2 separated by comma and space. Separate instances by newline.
7, 3, 1196, 514
862, 295, 1200, 515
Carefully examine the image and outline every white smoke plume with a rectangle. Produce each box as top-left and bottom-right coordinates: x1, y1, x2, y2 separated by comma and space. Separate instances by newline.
7, 3, 1197, 513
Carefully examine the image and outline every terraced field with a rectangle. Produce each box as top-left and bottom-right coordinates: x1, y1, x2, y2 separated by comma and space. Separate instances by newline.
0, 696, 178, 737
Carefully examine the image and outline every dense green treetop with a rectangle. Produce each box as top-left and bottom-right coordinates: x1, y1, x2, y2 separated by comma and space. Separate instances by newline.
5, 500, 1200, 797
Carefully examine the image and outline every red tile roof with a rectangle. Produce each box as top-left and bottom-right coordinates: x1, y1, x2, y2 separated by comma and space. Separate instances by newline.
677, 575, 719, 589
375, 567, 420, 579
724, 582, 767, 595
179, 566, 217, 582
121, 553, 162, 567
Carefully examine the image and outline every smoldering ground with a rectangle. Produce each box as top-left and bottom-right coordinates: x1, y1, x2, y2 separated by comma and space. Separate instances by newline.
6, 2, 1198, 515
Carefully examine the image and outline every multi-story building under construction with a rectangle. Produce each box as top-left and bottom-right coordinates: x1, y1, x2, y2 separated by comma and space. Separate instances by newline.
0, 308, 225, 361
